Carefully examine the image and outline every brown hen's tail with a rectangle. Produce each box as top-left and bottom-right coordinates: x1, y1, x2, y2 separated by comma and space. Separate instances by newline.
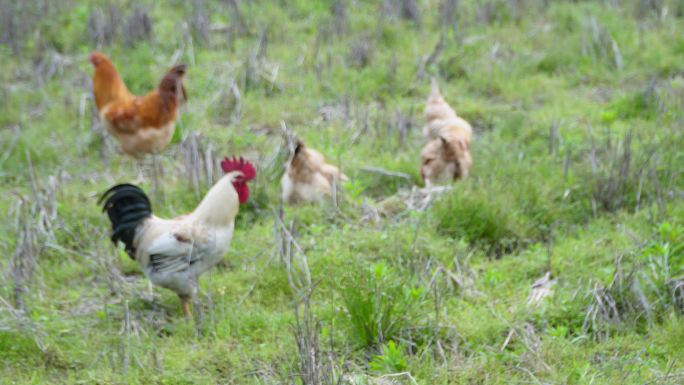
159, 64, 188, 103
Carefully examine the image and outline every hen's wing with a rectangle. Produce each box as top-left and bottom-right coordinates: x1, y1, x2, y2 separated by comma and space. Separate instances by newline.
102, 89, 176, 134
141, 221, 213, 275
101, 97, 144, 134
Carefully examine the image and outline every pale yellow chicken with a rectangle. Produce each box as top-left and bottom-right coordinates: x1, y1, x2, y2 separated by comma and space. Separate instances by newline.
281, 140, 348, 204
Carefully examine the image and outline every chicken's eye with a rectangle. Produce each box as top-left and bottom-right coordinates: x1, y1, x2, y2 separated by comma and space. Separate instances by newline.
423, 158, 433, 165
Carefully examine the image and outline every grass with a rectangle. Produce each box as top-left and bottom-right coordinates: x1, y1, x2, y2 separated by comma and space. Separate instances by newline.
1, 0, 684, 384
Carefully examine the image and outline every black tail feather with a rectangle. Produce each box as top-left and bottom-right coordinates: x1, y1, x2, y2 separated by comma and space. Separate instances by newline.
99, 184, 152, 259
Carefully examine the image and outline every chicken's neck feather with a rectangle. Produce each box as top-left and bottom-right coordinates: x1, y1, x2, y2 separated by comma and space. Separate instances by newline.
94, 66, 133, 110
189, 172, 240, 227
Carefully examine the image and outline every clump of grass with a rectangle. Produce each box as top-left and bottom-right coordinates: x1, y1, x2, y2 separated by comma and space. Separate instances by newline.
340, 262, 426, 349
348, 34, 374, 68
602, 80, 662, 121
577, 128, 676, 214
432, 188, 523, 256
532, 284, 587, 338
583, 222, 684, 340
580, 15, 623, 70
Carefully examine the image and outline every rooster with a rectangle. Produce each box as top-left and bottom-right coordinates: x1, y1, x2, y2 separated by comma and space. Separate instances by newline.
99, 157, 255, 317
90, 51, 187, 157
281, 140, 348, 204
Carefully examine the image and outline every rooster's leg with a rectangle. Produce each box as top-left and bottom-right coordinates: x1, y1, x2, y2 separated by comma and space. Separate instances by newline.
179, 294, 192, 318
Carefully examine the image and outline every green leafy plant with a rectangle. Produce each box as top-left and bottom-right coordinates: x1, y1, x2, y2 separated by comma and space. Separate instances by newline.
344, 178, 366, 206
340, 262, 425, 348
369, 340, 408, 373
639, 222, 684, 314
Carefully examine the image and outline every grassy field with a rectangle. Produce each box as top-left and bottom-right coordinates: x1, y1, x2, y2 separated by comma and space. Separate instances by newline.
1, 0, 684, 383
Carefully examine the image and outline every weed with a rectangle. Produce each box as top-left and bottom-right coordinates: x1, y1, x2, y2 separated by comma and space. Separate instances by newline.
369, 340, 408, 373
340, 262, 426, 348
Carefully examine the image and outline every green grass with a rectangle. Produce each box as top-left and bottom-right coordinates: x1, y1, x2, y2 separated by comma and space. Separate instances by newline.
1, 0, 684, 383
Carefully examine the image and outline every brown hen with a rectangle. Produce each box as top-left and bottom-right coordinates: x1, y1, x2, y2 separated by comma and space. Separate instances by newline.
90, 52, 187, 157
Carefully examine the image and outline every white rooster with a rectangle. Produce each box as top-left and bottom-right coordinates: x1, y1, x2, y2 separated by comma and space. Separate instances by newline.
100, 156, 256, 317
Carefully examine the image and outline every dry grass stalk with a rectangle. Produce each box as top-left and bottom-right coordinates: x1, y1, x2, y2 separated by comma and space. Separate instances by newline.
586, 128, 660, 213
375, 371, 419, 385
9, 197, 39, 313
0, 294, 48, 353
499, 322, 550, 374
224, 81, 242, 124
219, 0, 248, 35
239, 28, 282, 94
191, 0, 210, 44
393, 107, 415, 146
548, 121, 560, 156
0, 1, 20, 52
22, 151, 61, 243
582, 255, 645, 340
476, 1, 497, 25
88, 5, 120, 47
583, 281, 623, 340
361, 167, 411, 181
274, 209, 344, 385
1, 1, 67, 53
348, 35, 374, 68
32, 51, 72, 85
416, 34, 445, 81
405, 258, 475, 365
406, 186, 451, 211
439, 0, 460, 35
180, 131, 217, 198
636, 0, 667, 20
0, 191, 52, 356
0, 125, 21, 172
582, 16, 623, 69
400, 0, 421, 25
123, 5, 153, 47
330, 0, 348, 35
526, 271, 555, 308
88, 3, 152, 47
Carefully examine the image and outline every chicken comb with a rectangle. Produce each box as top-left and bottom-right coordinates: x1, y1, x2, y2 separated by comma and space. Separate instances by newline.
221, 156, 256, 180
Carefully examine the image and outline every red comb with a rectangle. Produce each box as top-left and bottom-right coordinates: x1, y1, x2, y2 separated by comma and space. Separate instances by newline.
221, 156, 256, 180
